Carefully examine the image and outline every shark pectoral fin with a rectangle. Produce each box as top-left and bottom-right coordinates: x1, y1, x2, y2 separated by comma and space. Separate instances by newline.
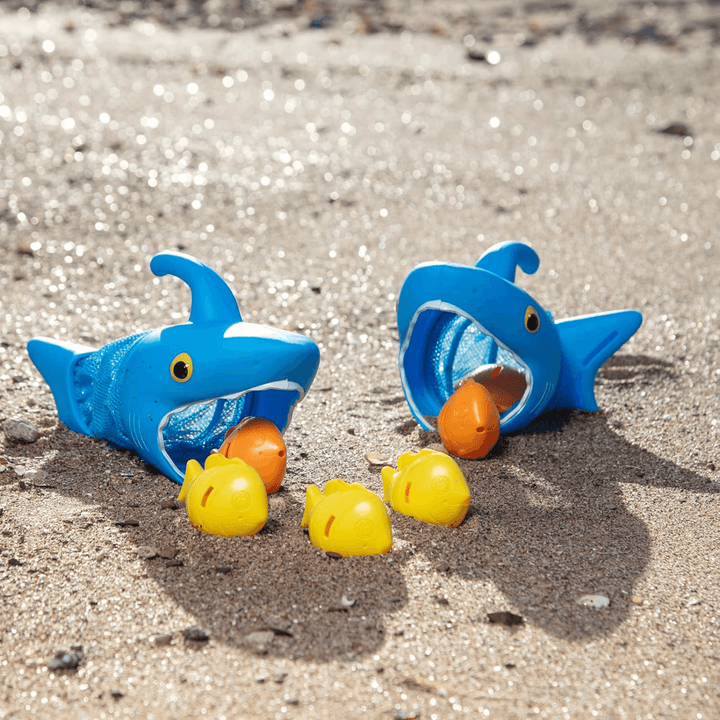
552, 310, 643, 411
179, 459, 203, 502
301, 485, 323, 528
381, 467, 396, 503
27, 337, 95, 436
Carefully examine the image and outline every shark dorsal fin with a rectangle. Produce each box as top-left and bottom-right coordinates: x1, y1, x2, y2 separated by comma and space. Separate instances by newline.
475, 241, 540, 282
150, 252, 242, 324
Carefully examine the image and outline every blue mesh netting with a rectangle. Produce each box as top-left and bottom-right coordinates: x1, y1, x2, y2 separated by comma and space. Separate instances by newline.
74, 332, 148, 449
424, 311, 524, 397
162, 395, 249, 470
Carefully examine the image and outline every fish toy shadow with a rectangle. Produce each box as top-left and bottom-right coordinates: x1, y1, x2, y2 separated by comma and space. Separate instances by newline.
27, 252, 320, 484
397, 241, 642, 433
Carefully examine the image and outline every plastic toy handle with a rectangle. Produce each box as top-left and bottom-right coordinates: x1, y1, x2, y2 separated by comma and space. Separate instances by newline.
150, 251, 242, 324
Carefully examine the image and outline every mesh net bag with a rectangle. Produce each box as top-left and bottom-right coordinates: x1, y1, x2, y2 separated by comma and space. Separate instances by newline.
411, 309, 525, 405
73, 332, 148, 448
162, 396, 249, 470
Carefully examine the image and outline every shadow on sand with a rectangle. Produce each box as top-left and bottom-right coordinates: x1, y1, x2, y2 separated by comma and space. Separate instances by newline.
3, 354, 715, 658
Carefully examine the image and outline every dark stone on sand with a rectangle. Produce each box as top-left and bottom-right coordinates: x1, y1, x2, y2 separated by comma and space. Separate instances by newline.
182, 626, 209, 642
48, 649, 84, 671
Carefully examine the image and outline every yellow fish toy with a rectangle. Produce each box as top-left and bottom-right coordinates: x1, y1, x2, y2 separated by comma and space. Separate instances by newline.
179, 453, 268, 537
301, 479, 392, 557
381, 449, 471, 528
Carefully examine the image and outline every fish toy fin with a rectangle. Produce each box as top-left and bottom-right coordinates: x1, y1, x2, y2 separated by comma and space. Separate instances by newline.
27, 337, 96, 436
324, 478, 351, 495
179, 458, 203, 503
396, 450, 419, 471
150, 251, 242, 324
301, 484, 324, 528
551, 310, 643, 412
381, 466, 397, 502
204, 453, 238, 470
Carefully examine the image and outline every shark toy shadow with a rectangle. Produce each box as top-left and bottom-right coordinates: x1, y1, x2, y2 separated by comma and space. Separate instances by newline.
407, 354, 716, 639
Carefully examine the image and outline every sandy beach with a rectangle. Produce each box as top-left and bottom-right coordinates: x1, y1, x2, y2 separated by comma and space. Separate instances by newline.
1, 1, 719, 717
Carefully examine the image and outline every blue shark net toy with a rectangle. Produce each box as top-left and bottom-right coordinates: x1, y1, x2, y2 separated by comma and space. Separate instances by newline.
28, 252, 320, 484
397, 241, 642, 433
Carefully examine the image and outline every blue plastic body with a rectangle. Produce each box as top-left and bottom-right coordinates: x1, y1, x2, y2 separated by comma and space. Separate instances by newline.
397, 241, 642, 433
28, 252, 320, 484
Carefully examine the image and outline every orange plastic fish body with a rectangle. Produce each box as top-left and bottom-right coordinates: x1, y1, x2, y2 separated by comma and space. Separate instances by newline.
220, 417, 286, 494
438, 379, 500, 459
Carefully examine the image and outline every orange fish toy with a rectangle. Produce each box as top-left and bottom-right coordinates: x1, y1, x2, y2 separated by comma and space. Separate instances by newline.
438, 379, 500, 459
219, 417, 286, 494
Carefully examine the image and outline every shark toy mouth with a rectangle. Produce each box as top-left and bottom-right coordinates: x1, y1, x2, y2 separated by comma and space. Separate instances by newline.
399, 302, 532, 431
158, 380, 304, 480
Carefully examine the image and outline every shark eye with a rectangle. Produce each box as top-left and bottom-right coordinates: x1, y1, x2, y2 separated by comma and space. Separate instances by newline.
524, 306, 540, 333
170, 352, 193, 382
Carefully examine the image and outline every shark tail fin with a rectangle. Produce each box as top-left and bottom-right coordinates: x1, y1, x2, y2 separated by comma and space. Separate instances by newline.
179, 459, 203, 502
301, 484, 323, 528
552, 310, 643, 412
27, 337, 96, 436
381, 466, 396, 502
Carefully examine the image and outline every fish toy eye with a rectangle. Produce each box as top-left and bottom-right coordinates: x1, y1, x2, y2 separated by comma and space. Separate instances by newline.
524, 306, 540, 333
170, 352, 193, 382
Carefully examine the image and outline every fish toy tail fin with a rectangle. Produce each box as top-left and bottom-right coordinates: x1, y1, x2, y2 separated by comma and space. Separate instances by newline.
179, 459, 203, 503
27, 337, 96, 436
301, 484, 323, 528
381, 466, 396, 502
552, 309, 643, 412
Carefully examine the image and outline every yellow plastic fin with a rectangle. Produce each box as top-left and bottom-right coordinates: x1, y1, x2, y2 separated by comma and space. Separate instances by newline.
324, 478, 351, 494
301, 485, 323, 528
381, 466, 396, 503
205, 453, 237, 470
179, 459, 203, 503
396, 450, 419, 471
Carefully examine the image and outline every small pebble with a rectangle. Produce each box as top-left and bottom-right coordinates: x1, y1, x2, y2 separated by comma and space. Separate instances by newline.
165, 559, 184, 567
576, 594, 610, 609
136, 546, 158, 559
215, 565, 232, 574
150, 634, 173, 646
115, 518, 140, 527
487, 611, 524, 626
3, 418, 41, 444
365, 451, 391, 466
161, 498, 183, 510
110, 689, 124, 699
8, 558, 24, 567
273, 672, 288, 684
48, 650, 84, 671
181, 626, 209, 642
157, 545, 177, 560
341, 595, 356, 608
